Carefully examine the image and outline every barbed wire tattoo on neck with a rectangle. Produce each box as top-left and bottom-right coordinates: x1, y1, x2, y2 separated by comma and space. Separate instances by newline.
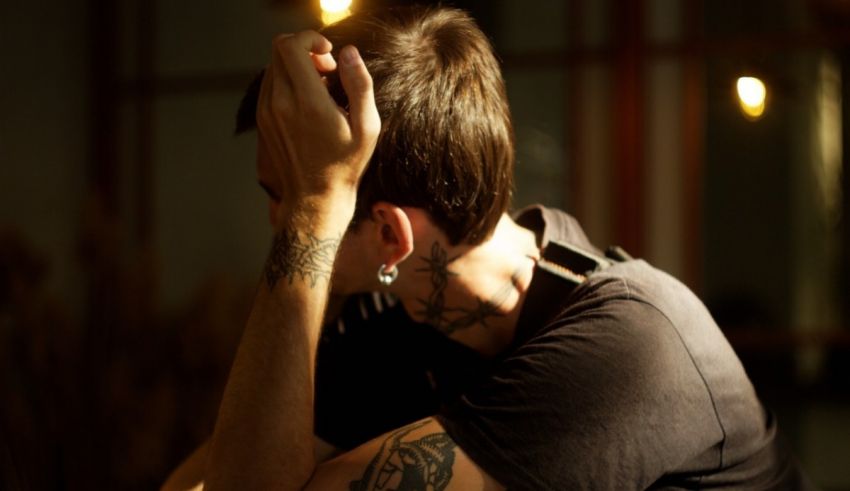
264, 229, 341, 289
415, 241, 519, 335
415, 242, 460, 328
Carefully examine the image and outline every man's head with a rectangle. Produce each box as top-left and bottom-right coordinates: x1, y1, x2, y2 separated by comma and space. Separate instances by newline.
239, 5, 514, 246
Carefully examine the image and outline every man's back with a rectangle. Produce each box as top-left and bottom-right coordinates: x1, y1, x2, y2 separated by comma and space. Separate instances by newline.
587, 259, 795, 488
434, 207, 810, 489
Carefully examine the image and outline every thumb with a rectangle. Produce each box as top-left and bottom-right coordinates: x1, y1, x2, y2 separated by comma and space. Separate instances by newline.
339, 45, 380, 145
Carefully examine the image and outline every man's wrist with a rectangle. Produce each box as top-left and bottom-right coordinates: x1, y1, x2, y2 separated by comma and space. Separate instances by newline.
264, 227, 342, 290
265, 192, 354, 291
274, 188, 357, 234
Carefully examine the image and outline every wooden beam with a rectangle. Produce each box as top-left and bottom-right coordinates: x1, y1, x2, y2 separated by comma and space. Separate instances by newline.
682, 0, 705, 292
612, 0, 645, 255
566, 0, 584, 217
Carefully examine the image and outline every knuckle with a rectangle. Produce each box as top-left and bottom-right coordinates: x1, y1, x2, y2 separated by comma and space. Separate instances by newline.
356, 114, 381, 140
296, 29, 320, 41
365, 119, 382, 139
292, 30, 314, 49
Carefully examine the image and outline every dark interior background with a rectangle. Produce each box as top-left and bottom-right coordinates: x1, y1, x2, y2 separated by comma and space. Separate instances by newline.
1, 0, 849, 489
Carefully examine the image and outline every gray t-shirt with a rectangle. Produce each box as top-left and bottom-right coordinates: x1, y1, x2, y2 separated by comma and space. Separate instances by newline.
437, 206, 809, 490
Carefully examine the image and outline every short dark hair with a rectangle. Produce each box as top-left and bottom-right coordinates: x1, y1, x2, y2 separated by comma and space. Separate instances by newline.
237, 5, 515, 245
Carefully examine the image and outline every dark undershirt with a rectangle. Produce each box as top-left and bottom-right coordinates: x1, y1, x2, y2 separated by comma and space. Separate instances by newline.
314, 291, 492, 450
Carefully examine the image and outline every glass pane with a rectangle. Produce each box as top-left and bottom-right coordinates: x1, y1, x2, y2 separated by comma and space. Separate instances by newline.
504, 68, 569, 210
492, 0, 569, 54
155, 1, 312, 77
154, 92, 268, 311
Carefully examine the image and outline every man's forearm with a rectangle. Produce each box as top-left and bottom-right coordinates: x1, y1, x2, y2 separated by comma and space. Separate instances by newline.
205, 210, 350, 490
205, 26, 378, 488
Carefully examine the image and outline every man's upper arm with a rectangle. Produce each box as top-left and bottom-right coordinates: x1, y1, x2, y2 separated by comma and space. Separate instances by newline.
305, 417, 504, 491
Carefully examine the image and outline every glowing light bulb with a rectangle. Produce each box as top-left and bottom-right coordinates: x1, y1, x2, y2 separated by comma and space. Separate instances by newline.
320, 0, 351, 14
736, 76, 767, 120
320, 0, 352, 25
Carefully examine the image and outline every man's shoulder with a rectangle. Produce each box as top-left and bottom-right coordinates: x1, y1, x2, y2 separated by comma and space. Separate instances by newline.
588, 259, 719, 343
513, 204, 600, 254
561, 259, 726, 372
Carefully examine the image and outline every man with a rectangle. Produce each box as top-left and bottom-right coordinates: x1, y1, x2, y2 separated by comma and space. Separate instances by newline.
164, 5, 809, 490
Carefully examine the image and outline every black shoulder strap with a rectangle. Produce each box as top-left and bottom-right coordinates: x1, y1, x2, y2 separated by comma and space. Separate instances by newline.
512, 242, 633, 348
536, 241, 632, 296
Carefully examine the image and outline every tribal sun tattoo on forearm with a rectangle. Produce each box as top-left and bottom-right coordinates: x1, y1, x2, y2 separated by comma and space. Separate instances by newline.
350, 419, 457, 491
264, 229, 341, 289
415, 241, 520, 335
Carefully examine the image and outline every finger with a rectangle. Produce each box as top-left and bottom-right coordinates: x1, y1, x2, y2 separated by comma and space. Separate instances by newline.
260, 52, 291, 140
338, 45, 381, 144
311, 51, 337, 73
257, 59, 295, 188
269, 34, 295, 109
276, 30, 334, 103
267, 35, 299, 182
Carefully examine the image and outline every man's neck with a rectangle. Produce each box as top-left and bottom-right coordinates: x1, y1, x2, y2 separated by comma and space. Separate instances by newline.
394, 214, 540, 357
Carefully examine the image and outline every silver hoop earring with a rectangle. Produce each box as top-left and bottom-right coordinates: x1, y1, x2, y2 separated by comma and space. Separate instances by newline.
377, 264, 398, 286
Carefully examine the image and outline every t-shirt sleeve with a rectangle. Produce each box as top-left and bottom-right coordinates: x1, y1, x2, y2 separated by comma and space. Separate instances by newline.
437, 293, 721, 490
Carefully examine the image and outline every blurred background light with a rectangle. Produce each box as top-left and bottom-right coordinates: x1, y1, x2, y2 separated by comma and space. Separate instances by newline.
320, 0, 352, 25
737, 76, 767, 120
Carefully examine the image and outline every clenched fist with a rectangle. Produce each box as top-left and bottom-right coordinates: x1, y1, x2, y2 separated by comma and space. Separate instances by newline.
257, 30, 380, 230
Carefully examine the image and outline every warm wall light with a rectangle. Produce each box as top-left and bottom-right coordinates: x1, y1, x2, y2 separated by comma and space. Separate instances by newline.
320, 0, 352, 25
736, 76, 767, 120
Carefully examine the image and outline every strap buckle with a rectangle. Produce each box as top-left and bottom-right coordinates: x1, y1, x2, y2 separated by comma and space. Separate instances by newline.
537, 240, 613, 285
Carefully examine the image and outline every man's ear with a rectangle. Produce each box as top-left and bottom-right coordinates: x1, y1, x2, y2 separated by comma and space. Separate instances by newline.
371, 202, 414, 271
